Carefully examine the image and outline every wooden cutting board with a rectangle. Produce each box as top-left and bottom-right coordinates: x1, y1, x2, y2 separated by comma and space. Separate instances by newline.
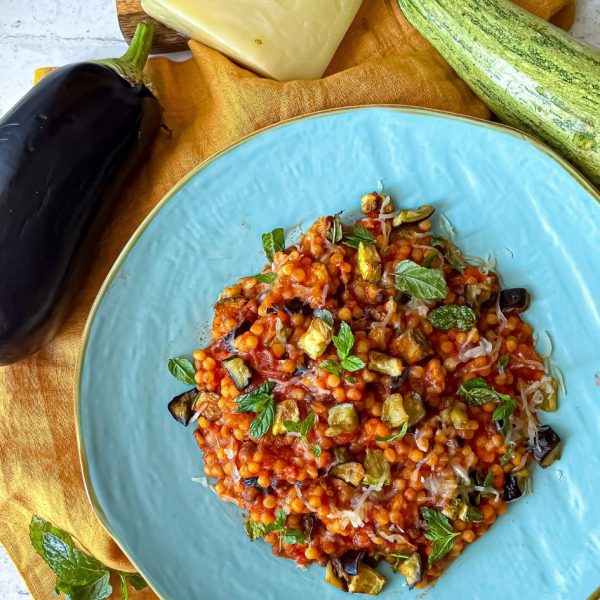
116, 0, 189, 53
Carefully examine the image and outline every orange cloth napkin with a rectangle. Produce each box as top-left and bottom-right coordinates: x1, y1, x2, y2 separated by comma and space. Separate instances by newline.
0, 0, 575, 597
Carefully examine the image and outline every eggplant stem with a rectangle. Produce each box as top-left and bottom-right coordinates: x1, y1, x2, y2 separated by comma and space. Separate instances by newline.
94, 22, 156, 88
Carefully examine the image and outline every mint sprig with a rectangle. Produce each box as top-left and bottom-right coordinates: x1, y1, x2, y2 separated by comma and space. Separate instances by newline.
29, 516, 147, 600
343, 225, 376, 249
394, 260, 448, 300
262, 227, 285, 262
284, 412, 316, 441
244, 509, 306, 546
235, 382, 276, 439
320, 321, 365, 376
421, 507, 460, 566
167, 356, 196, 385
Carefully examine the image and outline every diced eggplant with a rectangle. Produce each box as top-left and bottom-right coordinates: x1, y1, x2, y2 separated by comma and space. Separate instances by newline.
541, 378, 559, 412
381, 394, 408, 428
347, 564, 386, 595
302, 514, 317, 542
450, 401, 469, 430
465, 278, 498, 314
293, 365, 310, 377
357, 243, 382, 283
341, 550, 365, 577
283, 299, 312, 315
392, 330, 433, 365
192, 390, 221, 422
442, 498, 461, 520
298, 318, 333, 360
504, 472, 527, 502
326, 403, 359, 437
222, 356, 252, 390
325, 561, 346, 591
403, 391, 426, 426
398, 552, 423, 590
272, 399, 300, 435
390, 369, 408, 391
392, 205, 435, 228
360, 192, 393, 214
499, 288, 530, 313
330, 462, 365, 487
532, 425, 561, 467
168, 388, 198, 426
362, 449, 391, 488
242, 477, 262, 488
333, 446, 352, 464
458, 502, 484, 522
368, 351, 404, 378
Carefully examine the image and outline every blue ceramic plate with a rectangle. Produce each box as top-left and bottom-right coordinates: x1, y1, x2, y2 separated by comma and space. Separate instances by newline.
76, 107, 600, 600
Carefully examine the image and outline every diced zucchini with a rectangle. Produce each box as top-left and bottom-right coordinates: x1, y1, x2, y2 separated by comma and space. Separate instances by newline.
368, 351, 404, 377
362, 449, 391, 488
272, 399, 299, 435
325, 561, 346, 590
403, 391, 426, 426
541, 378, 559, 412
381, 394, 408, 428
360, 192, 393, 214
357, 242, 382, 283
450, 401, 469, 430
458, 502, 483, 522
347, 564, 386, 595
222, 356, 252, 390
333, 446, 352, 464
298, 318, 333, 360
330, 462, 365, 487
465, 280, 497, 314
393, 329, 433, 365
442, 498, 461, 520
325, 403, 359, 436
398, 553, 423, 590
392, 205, 435, 227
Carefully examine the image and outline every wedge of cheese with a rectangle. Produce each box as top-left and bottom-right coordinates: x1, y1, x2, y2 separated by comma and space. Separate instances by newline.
141, 0, 363, 81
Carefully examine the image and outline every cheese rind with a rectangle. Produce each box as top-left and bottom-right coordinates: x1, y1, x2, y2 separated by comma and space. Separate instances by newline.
141, 0, 363, 81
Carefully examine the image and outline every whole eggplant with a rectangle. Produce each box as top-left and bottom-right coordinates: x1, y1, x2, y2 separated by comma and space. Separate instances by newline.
0, 22, 162, 365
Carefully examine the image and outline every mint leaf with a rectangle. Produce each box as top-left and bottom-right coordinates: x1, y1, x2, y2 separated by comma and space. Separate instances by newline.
281, 528, 306, 545
492, 397, 517, 422
332, 321, 354, 359
267, 509, 288, 533
422, 252, 438, 268
376, 421, 408, 442
394, 260, 448, 300
343, 225, 376, 249
255, 272, 277, 284
314, 308, 334, 327
235, 382, 275, 413
249, 398, 275, 439
284, 412, 316, 441
328, 215, 343, 244
167, 357, 196, 385
497, 353, 510, 369
262, 228, 285, 262
312, 444, 322, 457
29, 516, 146, 600
244, 520, 267, 541
340, 355, 366, 372
500, 447, 514, 466
458, 377, 512, 406
320, 359, 342, 377
428, 305, 476, 332
421, 507, 460, 566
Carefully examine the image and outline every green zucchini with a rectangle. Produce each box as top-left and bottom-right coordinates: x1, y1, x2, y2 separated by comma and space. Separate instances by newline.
397, 0, 600, 186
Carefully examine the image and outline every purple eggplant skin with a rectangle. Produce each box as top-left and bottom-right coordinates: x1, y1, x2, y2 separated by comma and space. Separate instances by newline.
0, 23, 162, 365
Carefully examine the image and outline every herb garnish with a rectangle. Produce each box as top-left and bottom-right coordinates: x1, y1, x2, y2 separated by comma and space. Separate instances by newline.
343, 225, 376, 249
458, 377, 517, 421
284, 412, 316, 441
422, 252, 438, 268
497, 353, 510, 369
328, 215, 343, 244
394, 260, 448, 300
420, 507, 460, 566
29, 516, 147, 600
244, 509, 306, 545
428, 305, 476, 332
235, 382, 276, 439
320, 322, 366, 375
262, 227, 285, 262
500, 447, 515, 466
255, 272, 277, 284
375, 421, 409, 443
167, 356, 196, 385
312, 444, 322, 457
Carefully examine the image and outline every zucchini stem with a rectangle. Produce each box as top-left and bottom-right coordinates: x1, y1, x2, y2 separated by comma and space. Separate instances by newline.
94, 22, 155, 87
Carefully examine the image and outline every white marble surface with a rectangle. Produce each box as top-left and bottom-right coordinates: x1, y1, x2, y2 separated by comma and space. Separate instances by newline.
1, 0, 600, 597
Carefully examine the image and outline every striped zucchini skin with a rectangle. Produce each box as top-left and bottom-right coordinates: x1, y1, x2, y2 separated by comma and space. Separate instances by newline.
397, 0, 600, 186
